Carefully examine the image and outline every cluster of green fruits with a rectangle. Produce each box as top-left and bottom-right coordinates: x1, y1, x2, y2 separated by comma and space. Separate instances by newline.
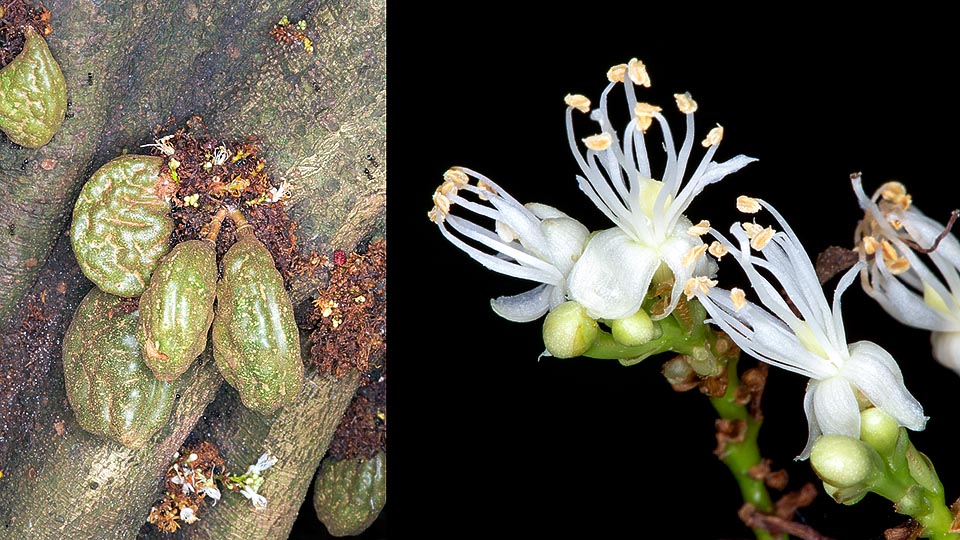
0, 25, 66, 148
65, 154, 303, 448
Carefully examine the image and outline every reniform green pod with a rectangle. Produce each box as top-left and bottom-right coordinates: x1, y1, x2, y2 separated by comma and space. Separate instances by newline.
313, 452, 387, 537
212, 220, 303, 415
137, 238, 218, 381
0, 26, 67, 148
70, 155, 173, 297
62, 288, 177, 448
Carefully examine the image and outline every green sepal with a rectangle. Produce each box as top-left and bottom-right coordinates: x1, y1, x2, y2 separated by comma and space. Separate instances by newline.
0, 26, 67, 148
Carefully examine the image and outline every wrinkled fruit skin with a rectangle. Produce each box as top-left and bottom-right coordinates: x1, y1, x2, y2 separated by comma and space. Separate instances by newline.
0, 26, 67, 148
313, 452, 387, 537
137, 239, 217, 381
212, 228, 303, 415
62, 288, 177, 448
71, 155, 173, 297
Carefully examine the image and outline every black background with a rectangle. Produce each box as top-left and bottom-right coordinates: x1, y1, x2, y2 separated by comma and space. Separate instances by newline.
376, 7, 960, 540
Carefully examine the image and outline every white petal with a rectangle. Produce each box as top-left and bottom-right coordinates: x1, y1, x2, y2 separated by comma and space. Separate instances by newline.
541, 217, 590, 276
567, 228, 659, 320
811, 375, 861, 439
931, 331, 960, 374
657, 229, 710, 319
845, 342, 927, 431
525, 202, 569, 220
864, 260, 958, 331
490, 284, 553, 323
798, 380, 824, 460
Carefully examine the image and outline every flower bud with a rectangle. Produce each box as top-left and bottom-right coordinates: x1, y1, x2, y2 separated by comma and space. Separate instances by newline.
810, 434, 880, 489
610, 310, 658, 347
542, 301, 599, 359
905, 444, 942, 495
860, 407, 901, 457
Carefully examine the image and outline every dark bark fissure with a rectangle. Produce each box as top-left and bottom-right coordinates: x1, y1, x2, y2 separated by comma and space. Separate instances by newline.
0, 0, 385, 538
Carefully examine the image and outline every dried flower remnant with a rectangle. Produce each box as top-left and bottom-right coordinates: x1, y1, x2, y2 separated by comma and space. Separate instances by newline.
0, 0, 53, 67
310, 239, 386, 378
148, 441, 226, 532
143, 117, 318, 284
270, 15, 314, 53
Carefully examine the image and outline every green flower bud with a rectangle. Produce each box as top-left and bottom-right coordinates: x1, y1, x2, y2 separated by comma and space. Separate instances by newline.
542, 301, 598, 359
686, 344, 721, 377
609, 310, 659, 347
860, 407, 901, 457
810, 434, 879, 489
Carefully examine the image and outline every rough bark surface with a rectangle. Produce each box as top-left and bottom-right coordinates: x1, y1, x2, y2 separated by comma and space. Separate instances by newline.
0, 0, 385, 538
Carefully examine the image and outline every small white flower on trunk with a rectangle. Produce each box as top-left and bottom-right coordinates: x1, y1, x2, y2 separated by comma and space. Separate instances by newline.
853, 175, 960, 374
564, 59, 756, 321
429, 167, 589, 322
688, 196, 927, 459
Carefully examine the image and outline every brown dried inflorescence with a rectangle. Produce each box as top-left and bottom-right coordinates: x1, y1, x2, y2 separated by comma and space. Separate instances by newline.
309, 239, 386, 378
328, 371, 386, 461
147, 440, 226, 533
0, 0, 51, 67
145, 116, 318, 284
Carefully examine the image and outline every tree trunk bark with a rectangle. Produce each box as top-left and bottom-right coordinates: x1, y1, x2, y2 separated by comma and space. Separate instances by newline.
0, 0, 385, 537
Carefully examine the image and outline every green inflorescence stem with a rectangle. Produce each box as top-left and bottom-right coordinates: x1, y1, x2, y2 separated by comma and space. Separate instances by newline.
709, 350, 783, 540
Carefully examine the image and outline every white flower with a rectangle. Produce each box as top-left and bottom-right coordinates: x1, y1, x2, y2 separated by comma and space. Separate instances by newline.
852, 175, 960, 373
246, 452, 278, 476
240, 484, 268, 510
564, 59, 756, 321
179, 506, 199, 524
688, 197, 927, 459
429, 167, 589, 322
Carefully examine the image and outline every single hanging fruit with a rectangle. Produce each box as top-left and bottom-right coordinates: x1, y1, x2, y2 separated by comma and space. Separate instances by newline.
212, 209, 303, 415
313, 451, 387, 537
62, 288, 178, 448
70, 155, 174, 297
0, 26, 67, 148
137, 209, 226, 381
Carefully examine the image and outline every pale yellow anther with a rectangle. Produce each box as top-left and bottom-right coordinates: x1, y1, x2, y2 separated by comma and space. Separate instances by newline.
607, 63, 627, 83
438, 180, 459, 197
736, 196, 762, 214
688, 220, 711, 236
564, 94, 591, 113
741, 222, 764, 239
634, 102, 662, 132
888, 257, 911, 274
427, 206, 445, 224
701, 125, 724, 147
432, 191, 451, 215
880, 239, 900, 263
583, 133, 613, 151
476, 179, 497, 201
862, 235, 880, 255
627, 58, 651, 87
674, 92, 698, 114
750, 226, 775, 251
730, 288, 747, 312
444, 168, 469, 186
708, 241, 728, 259
682, 244, 708, 267
879, 181, 912, 209
889, 218, 903, 230
684, 276, 718, 300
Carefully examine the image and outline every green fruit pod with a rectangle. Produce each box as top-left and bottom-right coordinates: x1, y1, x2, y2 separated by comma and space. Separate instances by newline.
313, 452, 387, 537
70, 155, 173, 297
137, 239, 218, 381
0, 26, 67, 148
212, 225, 303, 415
62, 288, 177, 448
